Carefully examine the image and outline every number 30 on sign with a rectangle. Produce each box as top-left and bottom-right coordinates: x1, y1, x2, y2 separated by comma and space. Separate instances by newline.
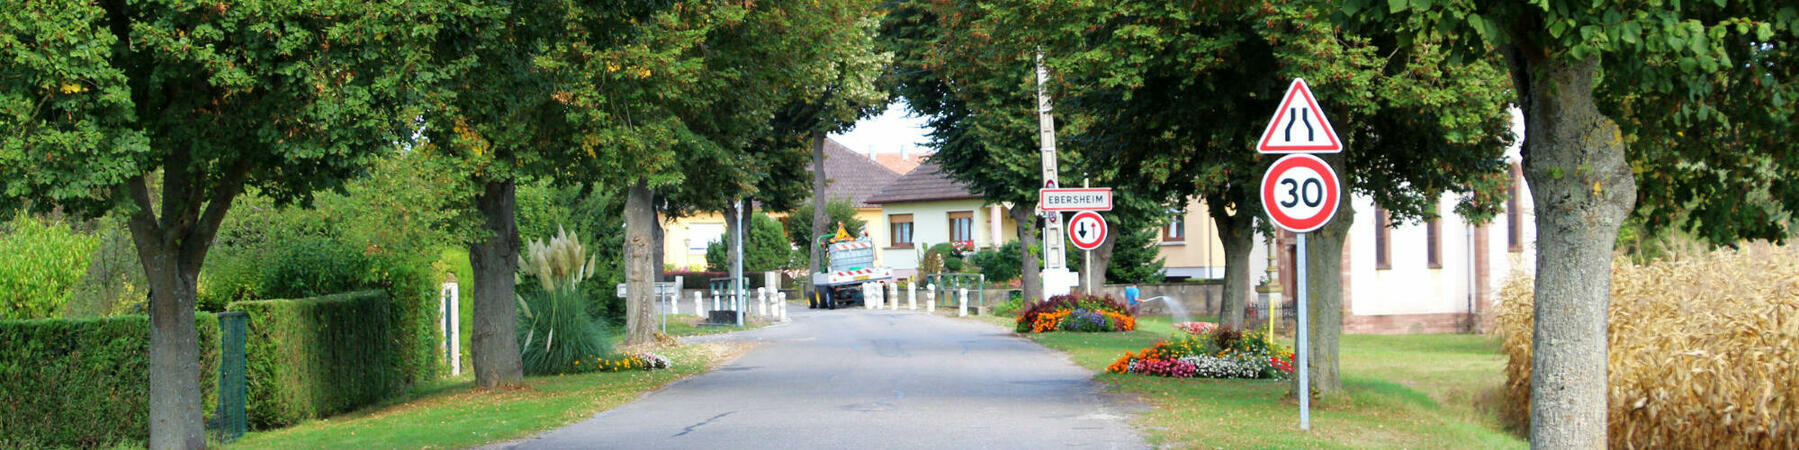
1261, 154, 1340, 233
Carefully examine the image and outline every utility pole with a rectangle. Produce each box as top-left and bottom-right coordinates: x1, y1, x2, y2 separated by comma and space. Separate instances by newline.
1036, 51, 1072, 298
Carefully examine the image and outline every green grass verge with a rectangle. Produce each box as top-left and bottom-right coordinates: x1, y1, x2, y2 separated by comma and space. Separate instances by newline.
988, 313, 1522, 449
226, 343, 722, 449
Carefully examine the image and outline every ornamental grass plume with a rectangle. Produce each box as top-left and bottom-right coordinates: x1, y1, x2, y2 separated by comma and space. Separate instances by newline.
516, 225, 610, 375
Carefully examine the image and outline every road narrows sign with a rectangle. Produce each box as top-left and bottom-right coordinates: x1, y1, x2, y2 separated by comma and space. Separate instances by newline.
1256, 78, 1343, 153
1068, 211, 1107, 250
1261, 154, 1341, 232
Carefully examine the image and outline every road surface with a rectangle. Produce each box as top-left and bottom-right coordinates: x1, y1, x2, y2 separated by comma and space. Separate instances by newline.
509, 306, 1147, 449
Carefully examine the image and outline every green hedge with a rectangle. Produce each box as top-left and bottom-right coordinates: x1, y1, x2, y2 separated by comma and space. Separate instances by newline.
229, 290, 404, 429
0, 314, 220, 448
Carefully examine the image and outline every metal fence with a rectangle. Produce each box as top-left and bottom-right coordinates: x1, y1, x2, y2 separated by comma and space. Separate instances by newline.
214, 311, 248, 443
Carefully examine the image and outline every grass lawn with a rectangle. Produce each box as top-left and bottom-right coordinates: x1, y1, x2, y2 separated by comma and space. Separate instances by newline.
981, 313, 1523, 448
227, 311, 764, 449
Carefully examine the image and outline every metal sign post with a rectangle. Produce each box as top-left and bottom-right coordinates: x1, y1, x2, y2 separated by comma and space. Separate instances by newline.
1296, 232, 1309, 430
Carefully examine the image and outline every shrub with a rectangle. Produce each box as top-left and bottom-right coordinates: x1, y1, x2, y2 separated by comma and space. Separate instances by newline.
1497, 244, 1799, 448
229, 290, 400, 429
1015, 293, 1135, 333
705, 213, 795, 272
257, 236, 371, 300
516, 227, 612, 376
0, 314, 219, 448
0, 213, 100, 319
968, 241, 1023, 283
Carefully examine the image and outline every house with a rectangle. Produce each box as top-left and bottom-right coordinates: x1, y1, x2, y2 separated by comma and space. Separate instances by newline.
865, 161, 1016, 279
659, 139, 903, 271
1253, 156, 1535, 334
1153, 197, 1233, 280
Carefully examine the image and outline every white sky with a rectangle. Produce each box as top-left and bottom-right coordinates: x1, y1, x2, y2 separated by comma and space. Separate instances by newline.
828, 100, 932, 156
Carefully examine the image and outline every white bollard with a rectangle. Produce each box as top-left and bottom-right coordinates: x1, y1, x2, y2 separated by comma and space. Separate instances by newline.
712, 289, 722, 312
694, 291, 704, 316
441, 280, 460, 376
887, 283, 899, 311
777, 292, 789, 322
756, 287, 767, 317
926, 284, 937, 313
959, 288, 969, 317
907, 283, 917, 310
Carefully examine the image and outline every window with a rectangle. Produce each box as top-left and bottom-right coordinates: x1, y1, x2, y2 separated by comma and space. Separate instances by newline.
1374, 207, 1391, 270
1163, 212, 1186, 242
889, 214, 914, 248
688, 223, 724, 251
948, 211, 974, 243
1507, 164, 1523, 252
1427, 217, 1442, 269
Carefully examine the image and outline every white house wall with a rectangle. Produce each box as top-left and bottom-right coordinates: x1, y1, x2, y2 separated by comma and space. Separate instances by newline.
877, 198, 1003, 273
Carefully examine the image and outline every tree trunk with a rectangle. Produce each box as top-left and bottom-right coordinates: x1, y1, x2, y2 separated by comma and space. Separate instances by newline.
805, 131, 829, 302
1010, 204, 1042, 302
1298, 152, 1353, 403
652, 194, 666, 281
1512, 55, 1635, 450
1087, 228, 1116, 295
125, 163, 246, 450
723, 201, 741, 272
1210, 194, 1256, 330
624, 179, 659, 346
468, 179, 523, 388
136, 242, 204, 450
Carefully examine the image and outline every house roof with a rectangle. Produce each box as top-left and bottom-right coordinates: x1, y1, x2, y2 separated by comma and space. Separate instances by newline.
870, 152, 927, 175
818, 139, 902, 208
865, 160, 980, 204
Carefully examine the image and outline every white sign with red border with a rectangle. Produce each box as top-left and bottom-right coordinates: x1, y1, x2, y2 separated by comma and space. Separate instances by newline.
1040, 188, 1112, 211
1260, 154, 1340, 232
1256, 78, 1342, 153
1067, 211, 1108, 250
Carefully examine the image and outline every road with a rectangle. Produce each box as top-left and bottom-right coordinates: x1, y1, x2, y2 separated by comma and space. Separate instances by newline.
508, 306, 1147, 449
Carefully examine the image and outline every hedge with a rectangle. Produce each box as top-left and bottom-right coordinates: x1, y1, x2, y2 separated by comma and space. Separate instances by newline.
0, 314, 220, 448
229, 290, 403, 429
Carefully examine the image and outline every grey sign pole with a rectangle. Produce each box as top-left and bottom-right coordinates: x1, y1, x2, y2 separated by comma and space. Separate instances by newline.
1297, 232, 1310, 430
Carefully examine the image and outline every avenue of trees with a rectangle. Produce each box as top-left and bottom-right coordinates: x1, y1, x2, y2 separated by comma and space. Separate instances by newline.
6, 1, 1794, 448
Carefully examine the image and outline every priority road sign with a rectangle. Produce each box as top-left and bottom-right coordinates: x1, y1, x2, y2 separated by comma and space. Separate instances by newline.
1260, 154, 1340, 233
1068, 211, 1107, 250
1257, 78, 1342, 153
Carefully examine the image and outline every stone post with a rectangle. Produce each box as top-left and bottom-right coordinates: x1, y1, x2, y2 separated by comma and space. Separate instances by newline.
907, 282, 917, 310
958, 287, 969, 317
926, 283, 937, 313
887, 283, 899, 311
693, 291, 704, 316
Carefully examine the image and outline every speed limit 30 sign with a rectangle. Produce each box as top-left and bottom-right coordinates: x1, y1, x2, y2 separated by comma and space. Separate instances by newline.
1261, 154, 1340, 232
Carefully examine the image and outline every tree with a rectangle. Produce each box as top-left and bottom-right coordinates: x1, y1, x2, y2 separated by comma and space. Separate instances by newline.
997, 1, 1516, 401
1, 2, 445, 447
1340, 1, 1799, 446
706, 213, 793, 272
784, 199, 866, 251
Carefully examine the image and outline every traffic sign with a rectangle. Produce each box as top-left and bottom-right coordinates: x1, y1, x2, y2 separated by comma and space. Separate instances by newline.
1041, 188, 1112, 211
1068, 211, 1107, 250
1256, 78, 1342, 153
1260, 154, 1340, 232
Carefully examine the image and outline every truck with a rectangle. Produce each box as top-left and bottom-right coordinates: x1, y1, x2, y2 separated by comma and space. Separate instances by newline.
809, 224, 892, 309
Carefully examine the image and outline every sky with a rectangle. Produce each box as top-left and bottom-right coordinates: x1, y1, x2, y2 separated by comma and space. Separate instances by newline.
827, 100, 933, 156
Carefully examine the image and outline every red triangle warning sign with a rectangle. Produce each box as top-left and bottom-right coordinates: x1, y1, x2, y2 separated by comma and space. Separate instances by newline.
1256, 78, 1342, 153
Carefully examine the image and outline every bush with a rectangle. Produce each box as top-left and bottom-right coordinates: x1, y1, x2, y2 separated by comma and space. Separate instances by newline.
257, 236, 371, 300
968, 241, 1023, 283
229, 290, 400, 429
516, 228, 612, 376
1014, 293, 1135, 333
0, 314, 220, 448
705, 213, 795, 272
1497, 244, 1799, 448
784, 198, 865, 250
0, 213, 100, 319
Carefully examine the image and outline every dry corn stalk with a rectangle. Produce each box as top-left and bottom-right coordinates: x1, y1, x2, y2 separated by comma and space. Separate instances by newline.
1497, 243, 1798, 448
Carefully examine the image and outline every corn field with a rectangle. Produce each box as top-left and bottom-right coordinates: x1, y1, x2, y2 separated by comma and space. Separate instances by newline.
1497, 243, 1798, 448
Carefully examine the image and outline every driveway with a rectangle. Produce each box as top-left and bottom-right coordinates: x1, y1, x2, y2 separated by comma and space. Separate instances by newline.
509, 306, 1147, 449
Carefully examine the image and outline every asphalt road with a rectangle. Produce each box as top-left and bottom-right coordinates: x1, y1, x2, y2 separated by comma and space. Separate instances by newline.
509, 306, 1147, 449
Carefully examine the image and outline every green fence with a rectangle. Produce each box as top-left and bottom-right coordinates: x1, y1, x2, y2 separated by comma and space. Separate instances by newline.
215, 311, 248, 443
923, 273, 987, 312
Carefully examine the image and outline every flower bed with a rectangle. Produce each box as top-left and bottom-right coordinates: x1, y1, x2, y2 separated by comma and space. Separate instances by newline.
1014, 293, 1136, 333
1107, 327, 1294, 380
574, 351, 671, 374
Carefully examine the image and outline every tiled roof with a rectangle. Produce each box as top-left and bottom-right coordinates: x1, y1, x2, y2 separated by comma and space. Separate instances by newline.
870, 152, 927, 175
865, 160, 979, 204
818, 139, 902, 208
